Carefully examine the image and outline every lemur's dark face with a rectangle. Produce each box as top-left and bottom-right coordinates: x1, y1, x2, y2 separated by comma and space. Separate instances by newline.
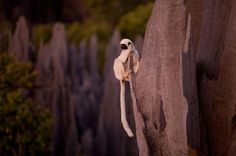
120, 39, 133, 50
120, 43, 129, 50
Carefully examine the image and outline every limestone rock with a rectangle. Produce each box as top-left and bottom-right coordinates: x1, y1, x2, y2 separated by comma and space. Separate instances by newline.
134, 0, 236, 156
8, 16, 29, 62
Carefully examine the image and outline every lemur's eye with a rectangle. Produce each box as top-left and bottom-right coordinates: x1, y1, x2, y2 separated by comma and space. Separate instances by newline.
128, 42, 131, 46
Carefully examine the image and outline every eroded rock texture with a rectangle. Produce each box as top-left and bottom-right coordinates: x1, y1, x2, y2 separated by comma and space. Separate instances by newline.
34, 23, 101, 155
134, 0, 236, 156
8, 16, 30, 62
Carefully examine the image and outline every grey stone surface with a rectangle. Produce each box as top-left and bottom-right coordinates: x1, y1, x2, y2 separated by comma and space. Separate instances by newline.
133, 0, 236, 156
34, 23, 101, 156
8, 16, 29, 62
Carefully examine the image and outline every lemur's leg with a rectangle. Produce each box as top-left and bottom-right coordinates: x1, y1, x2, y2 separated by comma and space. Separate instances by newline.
114, 59, 126, 81
133, 62, 140, 74
124, 69, 132, 81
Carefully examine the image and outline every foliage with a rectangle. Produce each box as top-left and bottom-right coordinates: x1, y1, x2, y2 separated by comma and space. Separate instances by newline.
0, 54, 52, 156
0, 21, 12, 32
84, 0, 151, 24
0, 21, 12, 52
118, 2, 153, 39
32, 25, 52, 48
66, 20, 111, 45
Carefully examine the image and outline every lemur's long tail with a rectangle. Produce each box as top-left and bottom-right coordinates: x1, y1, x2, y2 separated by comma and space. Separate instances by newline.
120, 81, 134, 137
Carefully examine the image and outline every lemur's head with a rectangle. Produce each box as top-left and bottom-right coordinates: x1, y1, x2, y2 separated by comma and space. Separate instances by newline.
120, 39, 134, 51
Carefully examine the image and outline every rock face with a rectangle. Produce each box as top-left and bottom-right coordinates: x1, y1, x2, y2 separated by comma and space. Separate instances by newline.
35, 23, 79, 156
134, 0, 236, 156
8, 16, 30, 62
34, 23, 102, 155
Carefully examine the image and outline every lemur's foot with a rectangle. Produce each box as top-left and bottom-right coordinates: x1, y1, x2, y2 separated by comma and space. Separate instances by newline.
124, 70, 132, 80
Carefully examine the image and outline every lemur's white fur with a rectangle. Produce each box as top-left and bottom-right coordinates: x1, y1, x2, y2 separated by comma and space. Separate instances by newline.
113, 39, 140, 137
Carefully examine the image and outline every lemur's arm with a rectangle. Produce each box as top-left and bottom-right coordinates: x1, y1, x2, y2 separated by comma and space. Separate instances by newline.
132, 50, 140, 74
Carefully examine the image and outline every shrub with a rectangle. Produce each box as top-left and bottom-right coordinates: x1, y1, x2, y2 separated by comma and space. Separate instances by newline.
66, 20, 111, 45
118, 2, 153, 39
32, 25, 52, 48
0, 54, 52, 156
0, 21, 12, 52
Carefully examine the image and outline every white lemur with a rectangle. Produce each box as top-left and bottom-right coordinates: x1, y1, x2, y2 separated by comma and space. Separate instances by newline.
113, 39, 140, 137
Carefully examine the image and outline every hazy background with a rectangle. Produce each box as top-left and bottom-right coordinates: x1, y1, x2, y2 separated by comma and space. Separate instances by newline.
0, 0, 153, 156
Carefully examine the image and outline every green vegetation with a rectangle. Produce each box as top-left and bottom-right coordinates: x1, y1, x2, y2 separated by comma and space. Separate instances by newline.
0, 21, 12, 52
0, 21, 12, 32
66, 20, 111, 45
84, 0, 150, 24
0, 54, 52, 156
32, 25, 52, 48
118, 2, 153, 39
